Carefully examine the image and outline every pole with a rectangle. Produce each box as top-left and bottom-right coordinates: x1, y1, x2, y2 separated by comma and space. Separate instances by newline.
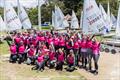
38, 0, 41, 30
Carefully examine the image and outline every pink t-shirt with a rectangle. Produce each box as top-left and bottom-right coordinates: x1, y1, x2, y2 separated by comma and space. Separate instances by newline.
28, 48, 35, 57
15, 37, 21, 43
58, 53, 64, 62
10, 45, 17, 54
66, 42, 71, 49
49, 52, 55, 60
92, 42, 100, 55
37, 55, 44, 62
48, 38, 53, 45
39, 36, 45, 41
86, 40, 92, 48
59, 38, 65, 46
19, 45, 25, 53
73, 41, 79, 49
53, 38, 59, 46
81, 40, 87, 48
32, 39, 38, 47
67, 56, 74, 64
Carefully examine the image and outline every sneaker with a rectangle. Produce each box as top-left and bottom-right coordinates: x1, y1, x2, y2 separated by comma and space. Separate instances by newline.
94, 70, 98, 75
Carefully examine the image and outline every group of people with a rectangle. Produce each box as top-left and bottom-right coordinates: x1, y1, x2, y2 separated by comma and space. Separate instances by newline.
6, 29, 100, 74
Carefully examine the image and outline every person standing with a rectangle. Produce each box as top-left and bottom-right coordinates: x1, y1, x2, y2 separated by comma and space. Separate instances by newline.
92, 38, 100, 75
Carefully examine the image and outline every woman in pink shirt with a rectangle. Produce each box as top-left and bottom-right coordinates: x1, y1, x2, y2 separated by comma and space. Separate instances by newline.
59, 36, 65, 50
73, 37, 79, 66
9, 42, 17, 63
56, 48, 64, 71
48, 45, 56, 68
86, 35, 95, 71
67, 50, 75, 68
92, 38, 100, 75
18, 41, 25, 64
36, 53, 45, 71
27, 45, 36, 65
53, 35, 59, 51
80, 36, 88, 69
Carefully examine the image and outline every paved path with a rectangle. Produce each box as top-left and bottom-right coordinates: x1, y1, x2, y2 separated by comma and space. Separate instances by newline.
77, 52, 120, 80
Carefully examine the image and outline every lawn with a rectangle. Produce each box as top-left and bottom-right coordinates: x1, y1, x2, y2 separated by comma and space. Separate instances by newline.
0, 58, 86, 80
0, 41, 9, 55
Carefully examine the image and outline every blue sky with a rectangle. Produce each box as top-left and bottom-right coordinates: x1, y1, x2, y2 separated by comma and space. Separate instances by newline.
0, 0, 38, 8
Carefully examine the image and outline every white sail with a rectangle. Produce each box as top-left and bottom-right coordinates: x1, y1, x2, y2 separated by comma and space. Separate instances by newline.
0, 15, 7, 31
52, 11, 55, 27
99, 3, 110, 32
82, 0, 107, 34
5, 3, 22, 31
111, 13, 117, 28
99, 4, 107, 21
54, 6, 69, 30
54, 5, 63, 30
106, 2, 112, 31
18, 2, 32, 29
116, 4, 120, 37
80, 11, 83, 29
57, 6, 69, 28
71, 10, 79, 29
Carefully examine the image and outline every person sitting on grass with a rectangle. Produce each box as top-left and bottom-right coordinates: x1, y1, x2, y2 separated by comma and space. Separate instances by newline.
36, 53, 45, 72
9, 42, 17, 63
65, 50, 76, 72
26, 45, 36, 65
48, 45, 56, 69
56, 48, 65, 71
18, 41, 26, 64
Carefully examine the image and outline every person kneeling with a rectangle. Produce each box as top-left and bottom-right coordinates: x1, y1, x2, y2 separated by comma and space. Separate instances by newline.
56, 48, 64, 71
26, 45, 36, 65
9, 42, 17, 63
66, 50, 75, 72
35, 53, 45, 72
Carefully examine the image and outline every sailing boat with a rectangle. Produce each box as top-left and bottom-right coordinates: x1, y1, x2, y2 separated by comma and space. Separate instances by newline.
0, 15, 7, 31
54, 6, 69, 30
18, 0, 32, 29
103, 4, 120, 47
5, 2, 22, 31
82, 0, 107, 35
71, 10, 79, 29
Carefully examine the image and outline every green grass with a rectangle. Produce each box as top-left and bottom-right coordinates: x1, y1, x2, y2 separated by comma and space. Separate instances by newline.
0, 60, 86, 80
0, 41, 9, 55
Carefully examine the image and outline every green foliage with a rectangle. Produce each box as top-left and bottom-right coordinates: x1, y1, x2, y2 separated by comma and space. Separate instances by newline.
27, 8, 38, 25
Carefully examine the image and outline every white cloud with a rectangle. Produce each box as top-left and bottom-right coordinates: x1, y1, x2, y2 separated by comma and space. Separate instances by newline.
0, 0, 38, 8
